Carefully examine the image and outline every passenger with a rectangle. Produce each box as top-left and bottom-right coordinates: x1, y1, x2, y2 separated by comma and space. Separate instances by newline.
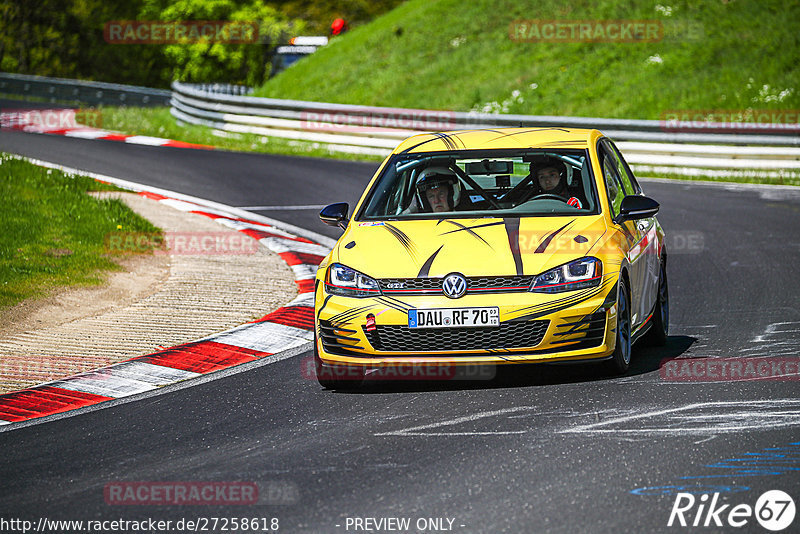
533, 158, 569, 199
532, 158, 584, 209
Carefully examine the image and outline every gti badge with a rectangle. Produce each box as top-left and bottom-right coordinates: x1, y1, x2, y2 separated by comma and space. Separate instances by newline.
442, 273, 467, 299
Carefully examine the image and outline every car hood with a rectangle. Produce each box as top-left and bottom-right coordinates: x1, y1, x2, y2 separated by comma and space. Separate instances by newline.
333, 216, 608, 278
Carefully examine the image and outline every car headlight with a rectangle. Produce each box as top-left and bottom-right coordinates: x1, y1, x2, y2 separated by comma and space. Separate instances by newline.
530, 257, 602, 293
325, 263, 381, 298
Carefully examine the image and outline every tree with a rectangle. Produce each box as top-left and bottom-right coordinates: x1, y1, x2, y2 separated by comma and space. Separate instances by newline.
140, 0, 301, 86
1, 0, 303, 87
0, 0, 171, 87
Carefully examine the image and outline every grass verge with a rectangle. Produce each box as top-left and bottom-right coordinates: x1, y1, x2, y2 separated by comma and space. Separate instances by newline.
0, 155, 161, 310
99, 106, 386, 162
635, 168, 800, 187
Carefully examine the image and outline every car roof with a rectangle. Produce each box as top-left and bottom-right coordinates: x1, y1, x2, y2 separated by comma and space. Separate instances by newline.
392, 128, 604, 154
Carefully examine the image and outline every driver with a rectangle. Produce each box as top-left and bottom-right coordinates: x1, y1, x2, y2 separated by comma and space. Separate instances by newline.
408, 167, 465, 213
532, 157, 583, 209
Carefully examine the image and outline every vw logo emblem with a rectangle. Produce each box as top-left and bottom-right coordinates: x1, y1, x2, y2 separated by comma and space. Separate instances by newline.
442, 273, 467, 299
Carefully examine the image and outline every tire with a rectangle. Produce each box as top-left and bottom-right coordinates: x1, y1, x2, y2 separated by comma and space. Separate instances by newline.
643, 256, 669, 346
314, 334, 365, 389
606, 280, 632, 375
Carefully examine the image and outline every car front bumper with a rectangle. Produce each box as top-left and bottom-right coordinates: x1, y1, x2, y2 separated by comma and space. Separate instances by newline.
315, 281, 619, 368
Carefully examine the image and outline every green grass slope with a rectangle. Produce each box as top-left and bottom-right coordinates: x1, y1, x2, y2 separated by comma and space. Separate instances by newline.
255, 0, 799, 119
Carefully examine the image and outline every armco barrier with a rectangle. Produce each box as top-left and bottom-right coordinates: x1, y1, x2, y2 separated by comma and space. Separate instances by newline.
0, 72, 171, 107
1, 73, 798, 172
170, 81, 800, 147
169, 81, 800, 173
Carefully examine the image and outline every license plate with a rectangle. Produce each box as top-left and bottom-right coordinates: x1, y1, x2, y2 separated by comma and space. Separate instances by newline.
408, 307, 500, 329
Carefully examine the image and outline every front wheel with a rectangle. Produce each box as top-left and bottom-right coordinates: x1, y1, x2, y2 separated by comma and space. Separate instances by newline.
314, 336, 365, 389
644, 256, 669, 346
606, 281, 632, 375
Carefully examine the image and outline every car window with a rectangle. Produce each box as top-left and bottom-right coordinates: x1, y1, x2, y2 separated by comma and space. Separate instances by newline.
358, 149, 600, 220
609, 140, 643, 194
602, 140, 636, 196
600, 148, 626, 218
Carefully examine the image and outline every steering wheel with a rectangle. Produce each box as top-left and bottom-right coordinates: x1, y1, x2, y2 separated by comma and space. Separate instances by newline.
529, 193, 568, 202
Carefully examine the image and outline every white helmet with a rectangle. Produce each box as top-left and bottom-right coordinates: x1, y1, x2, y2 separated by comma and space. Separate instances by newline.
415, 166, 462, 211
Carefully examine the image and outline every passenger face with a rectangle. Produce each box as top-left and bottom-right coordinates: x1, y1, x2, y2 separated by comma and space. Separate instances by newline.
425, 186, 450, 212
537, 166, 562, 191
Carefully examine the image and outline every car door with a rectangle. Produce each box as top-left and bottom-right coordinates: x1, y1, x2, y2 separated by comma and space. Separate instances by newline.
604, 139, 660, 327
598, 141, 647, 329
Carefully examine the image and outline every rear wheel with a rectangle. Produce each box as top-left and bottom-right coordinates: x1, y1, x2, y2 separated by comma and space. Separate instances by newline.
314, 334, 365, 389
644, 256, 669, 346
606, 281, 632, 375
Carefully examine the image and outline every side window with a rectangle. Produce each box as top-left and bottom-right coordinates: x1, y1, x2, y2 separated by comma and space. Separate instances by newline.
601, 149, 625, 218
605, 140, 641, 194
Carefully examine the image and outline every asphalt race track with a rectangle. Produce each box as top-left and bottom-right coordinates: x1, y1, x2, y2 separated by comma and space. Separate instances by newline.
1, 130, 800, 533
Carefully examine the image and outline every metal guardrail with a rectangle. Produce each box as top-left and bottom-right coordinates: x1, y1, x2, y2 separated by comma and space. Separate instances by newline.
1, 74, 797, 174
192, 83, 254, 97
0, 72, 170, 107
171, 81, 800, 148
170, 81, 800, 173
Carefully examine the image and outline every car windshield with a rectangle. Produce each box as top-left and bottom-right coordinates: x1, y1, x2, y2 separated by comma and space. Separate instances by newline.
358, 149, 599, 220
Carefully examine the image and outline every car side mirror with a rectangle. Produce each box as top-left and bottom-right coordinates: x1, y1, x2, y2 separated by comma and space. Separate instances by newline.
319, 202, 349, 229
614, 195, 659, 225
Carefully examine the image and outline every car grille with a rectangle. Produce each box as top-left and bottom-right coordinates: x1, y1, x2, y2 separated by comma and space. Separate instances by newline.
363, 320, 549, 352
379, 275, 533, 296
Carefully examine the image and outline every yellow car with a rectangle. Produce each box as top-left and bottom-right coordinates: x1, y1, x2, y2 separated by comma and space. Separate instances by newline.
315, 128, 668, 388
